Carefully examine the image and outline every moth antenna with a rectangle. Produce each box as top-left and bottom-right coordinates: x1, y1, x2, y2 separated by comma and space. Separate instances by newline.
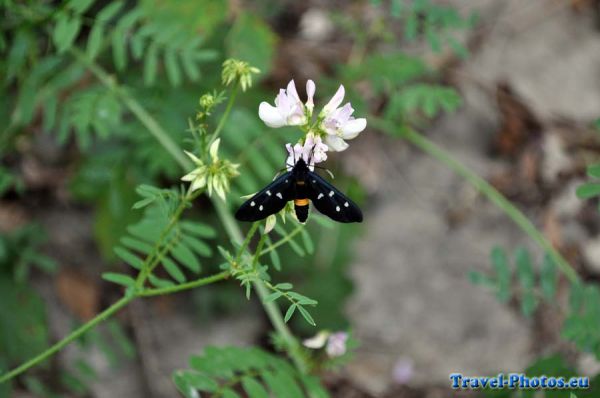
312, 165, 335, 179
308, 144, 317, 168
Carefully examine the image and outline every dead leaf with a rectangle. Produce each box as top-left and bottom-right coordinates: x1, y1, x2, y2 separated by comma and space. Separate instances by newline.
493, 82, 542, 157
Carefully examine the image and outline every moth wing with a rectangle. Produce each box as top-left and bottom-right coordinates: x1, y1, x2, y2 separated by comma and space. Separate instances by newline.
235, 172, 295, 221
307, 172, 363, 223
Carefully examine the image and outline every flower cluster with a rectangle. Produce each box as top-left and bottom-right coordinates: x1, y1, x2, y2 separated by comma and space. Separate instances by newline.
285, 133, 328, 171
222, 59, 260, 92
181, 139, 239, 200
258, 79, 367, 167
303, 330, 349, 358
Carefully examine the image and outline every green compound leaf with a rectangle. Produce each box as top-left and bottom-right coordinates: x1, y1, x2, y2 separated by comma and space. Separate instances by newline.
102, 272, 135, 287
298, 306, 316, 327
114, 247, 144, 270
490, 246, 511, 303
176, 346, 330, 398
284, 304, 297, 323
226, 13, 276, 77
587, 163, 600, 178
540, 254, 558, 300
242, 376, 269, 398
575, 183, 600, 199
263, 291, 283, 303
171, 242, 201, 273
52, 14, 82, 53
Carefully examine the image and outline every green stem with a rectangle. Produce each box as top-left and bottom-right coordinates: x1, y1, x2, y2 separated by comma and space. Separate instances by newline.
251, 233, 268, 269
69, 48, 192, 170
252, 277, 308, 373
259, 225, 304, 256
378, 121, 579, 284
2, 50, 305, 384
210, 83, 239, 144
71, 52, 308, 373
235, 221, 260, 264
135, 188, 200, 288
212, 197, 309, 373
213, 197, 244, 243
0, 296, 132, 384
140, 271, 231, 297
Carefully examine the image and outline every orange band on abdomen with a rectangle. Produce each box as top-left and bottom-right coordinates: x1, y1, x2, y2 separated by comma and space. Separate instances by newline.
294, 198, 309, 206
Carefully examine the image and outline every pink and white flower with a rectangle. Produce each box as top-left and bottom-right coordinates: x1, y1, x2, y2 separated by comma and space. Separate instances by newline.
320, 85, 367, 151
285, 133, 328, 171
259, 80, 316, 128
302, 331, 350, 358
325, 332, 349, 357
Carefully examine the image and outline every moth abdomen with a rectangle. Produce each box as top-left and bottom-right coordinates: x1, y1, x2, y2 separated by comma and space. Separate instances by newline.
294, 198, 309, 223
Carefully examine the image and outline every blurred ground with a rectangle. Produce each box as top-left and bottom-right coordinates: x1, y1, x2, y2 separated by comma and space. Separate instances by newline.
343, 0, 600, 395
8, 0, 600, 397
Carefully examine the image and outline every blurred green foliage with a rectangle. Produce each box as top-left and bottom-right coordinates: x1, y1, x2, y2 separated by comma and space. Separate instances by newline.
472, 246, 600, 397
1, 0, 370, 393
174, 346, 330, 398
577, 163, 600, 213
483, 353, 600, 398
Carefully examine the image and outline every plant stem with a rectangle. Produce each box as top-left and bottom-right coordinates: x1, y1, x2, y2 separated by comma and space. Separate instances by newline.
235, 221, 260, 264
212, 197, 309, 373
71, 52, 308, 372
135, 188, 199, 288
252, 233, 268, 269
139, 271, 231, 297
69, 48, 191, 170
210, 83, 239, 144
0, 51, 308, 385
253, 278, 308, 373
373, 119, 580, 284
0, 296, 132, 384
259, 225, 304, 256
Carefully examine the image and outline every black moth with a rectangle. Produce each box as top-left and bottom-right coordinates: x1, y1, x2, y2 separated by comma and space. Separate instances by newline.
235, 157, 362, 223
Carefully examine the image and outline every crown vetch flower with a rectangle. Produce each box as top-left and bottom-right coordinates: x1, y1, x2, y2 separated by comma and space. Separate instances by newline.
325, 331, 349, 357
303, 330, 350, 358
285, 133, 328, 171
303, 331, 329, 349
320, 84, 367, 152
259, 80, 317, 128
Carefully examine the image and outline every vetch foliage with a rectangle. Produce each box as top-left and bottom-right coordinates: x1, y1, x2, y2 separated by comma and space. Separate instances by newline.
173, 346, 330, 398
471, 247, 600, 362
104, 186, 216, 292
576, 163, 600, 213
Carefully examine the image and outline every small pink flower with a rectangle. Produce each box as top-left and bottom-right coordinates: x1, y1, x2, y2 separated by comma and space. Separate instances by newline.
325, 332, 348, 358
320, 85, 367, 152
392, 357, 414, 385
259, 80, 314, 127
306, 80, 316, 113
285, 133, 328, 171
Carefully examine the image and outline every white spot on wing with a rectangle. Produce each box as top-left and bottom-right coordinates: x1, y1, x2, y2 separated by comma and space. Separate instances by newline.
266, 190, 271, 196
259, 205, 263, 211
336, 206, 340, 212
329, 191, 334, 197
317, 193, 324, 199
250, 201, 255, 207
276, 192, 283, 199
344, 202, 349, 207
